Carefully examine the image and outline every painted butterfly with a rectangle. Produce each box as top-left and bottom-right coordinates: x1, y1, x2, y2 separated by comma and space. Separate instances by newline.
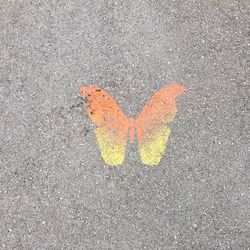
80, 84, 185, 166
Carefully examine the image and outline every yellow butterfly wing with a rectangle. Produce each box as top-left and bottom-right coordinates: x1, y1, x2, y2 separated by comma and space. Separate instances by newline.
80, 86, 130, 166
136, 84, 185, 166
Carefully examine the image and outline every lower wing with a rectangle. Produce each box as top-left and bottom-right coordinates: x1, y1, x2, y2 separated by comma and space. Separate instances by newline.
138, 127, 171, 166
94, 127, 127, 166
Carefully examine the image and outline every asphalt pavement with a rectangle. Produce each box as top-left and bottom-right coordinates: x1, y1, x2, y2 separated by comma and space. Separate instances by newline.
0, 0, 249, 249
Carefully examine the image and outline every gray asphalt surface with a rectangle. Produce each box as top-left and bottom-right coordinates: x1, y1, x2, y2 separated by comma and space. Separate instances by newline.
1, 0, 249, 249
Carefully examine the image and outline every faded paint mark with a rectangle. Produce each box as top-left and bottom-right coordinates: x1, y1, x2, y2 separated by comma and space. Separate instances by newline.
80, 84, 185, 166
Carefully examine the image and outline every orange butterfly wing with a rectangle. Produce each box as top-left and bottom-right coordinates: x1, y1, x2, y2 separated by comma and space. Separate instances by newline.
80, 86, 130, 166
135, 84, 185, 166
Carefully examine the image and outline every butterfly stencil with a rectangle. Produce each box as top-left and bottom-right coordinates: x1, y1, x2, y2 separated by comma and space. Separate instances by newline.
80, 84, 185, 166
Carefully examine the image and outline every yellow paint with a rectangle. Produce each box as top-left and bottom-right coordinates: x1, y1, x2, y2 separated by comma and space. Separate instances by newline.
95, 128, 126, 166
139, 127, 171, 166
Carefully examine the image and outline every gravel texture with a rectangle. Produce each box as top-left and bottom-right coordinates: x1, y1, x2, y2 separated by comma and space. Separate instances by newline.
0, 0, 249, 249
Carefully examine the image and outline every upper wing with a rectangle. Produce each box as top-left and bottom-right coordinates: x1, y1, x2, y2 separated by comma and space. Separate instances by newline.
135, 84, 185, 166
80, 86, 130, 166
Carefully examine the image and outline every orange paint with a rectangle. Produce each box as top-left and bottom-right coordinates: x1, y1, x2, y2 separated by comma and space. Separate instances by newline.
128, 118, 135, 143
80, 84, 185, 166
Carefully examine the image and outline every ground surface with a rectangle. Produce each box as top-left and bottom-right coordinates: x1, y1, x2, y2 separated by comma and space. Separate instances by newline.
1, 0, 249, 249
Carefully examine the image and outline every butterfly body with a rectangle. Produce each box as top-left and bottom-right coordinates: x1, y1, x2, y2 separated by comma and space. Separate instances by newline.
80, 84, 185, 166
128, 117, 135, 143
